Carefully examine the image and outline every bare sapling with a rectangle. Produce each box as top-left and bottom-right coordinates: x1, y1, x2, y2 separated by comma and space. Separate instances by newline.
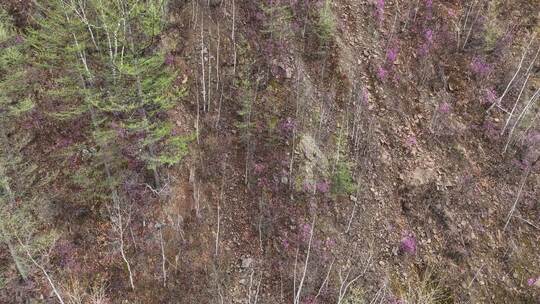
200, 19, 208, 113
247, 268, 262, 304
17, 237, 65, 304
315, 258, 335, 300
293, 218, 315, 304
110, 202, 136, 290
231, 0, 237, 76
503, 167, 531, 231
189, 167, 202, 218
289, 68, 302, 190
158, 223, 167, 287
458, 0, 477, 49
462, 2, 481, 49
345, 178, 362, 233
336, 253, 372, 304
504, 87, 540, 153
501, 46, 540, 135
195, 69, 201, 145
488, 36, 536, 112
501, 74, 531, 135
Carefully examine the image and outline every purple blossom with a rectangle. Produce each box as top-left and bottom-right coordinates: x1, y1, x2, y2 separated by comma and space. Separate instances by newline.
279, 117, 296, 134
316, 180, 330, 193
55, 138, 73, 149
406, 136, 417, 147
255, 11, 264, 21
425, 0, 433, 19
282, 238, 290, 250
377, 66, 388, 81
483, 88, 497, 105
254, 163, 266, 175
164, 54, 175, 66
512, 159, 530, 171
257, 177, 270, 189
291, 21, 301, 32
386, 46, 399, 64
15, 35, 24, 44
438, 102, 451, 114
470, 56, 492, 77
389, 297, 405, 304
302, 296, 318, 304
417, 29, 434, 57
459, 174, 475, 191
325, 238, 336, 248
375, 0, 385, 24
418, 42, 431, 57
399, 235, 417, 255
526, 132, 540, 144
425, 29, 434, 44
527, 277, 539, 287
361, 88, 370, 106
482, 121, 499, 139
300, 223, 312, 243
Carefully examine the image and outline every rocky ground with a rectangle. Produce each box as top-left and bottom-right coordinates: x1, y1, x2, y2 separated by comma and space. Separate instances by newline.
155, 1, 540, 303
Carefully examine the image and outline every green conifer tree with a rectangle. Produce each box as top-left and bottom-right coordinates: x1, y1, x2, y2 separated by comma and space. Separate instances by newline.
0, 9, 57, 283
24, 0, 190, 196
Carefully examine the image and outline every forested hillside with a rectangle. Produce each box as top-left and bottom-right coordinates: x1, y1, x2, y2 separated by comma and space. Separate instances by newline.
0, 0, 539, 303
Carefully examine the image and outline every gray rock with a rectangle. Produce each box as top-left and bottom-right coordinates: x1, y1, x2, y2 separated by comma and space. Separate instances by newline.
299, 134, 329, 185
241, 257, 253, 268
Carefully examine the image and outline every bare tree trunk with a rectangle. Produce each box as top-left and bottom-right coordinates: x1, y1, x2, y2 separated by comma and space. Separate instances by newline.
504, 87, 540, 152
0, 228, 28, 281
336, 253, 372, 304
293, 218, 315, 304
231, 0, 237, 76
487, 36, 536, 112
114, 204, 136, 290
0, 144, 29, 281
159, 226, 167, 287
18, 238, 65, 304
503, 168, 530, 231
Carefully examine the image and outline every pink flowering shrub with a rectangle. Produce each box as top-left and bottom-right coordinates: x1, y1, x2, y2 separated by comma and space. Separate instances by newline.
418, 29, 434, 57
254, 163, 266, 175
377, 66, 388, 81
279, 117, 296, 135
360, 87, 370, 106
438, 101, 451, 114
378, 42, 400, 83
399, 234, 417, 255
481, 120, 499, 140
302, 295, 318, 304
374, 0, 385, 25
405, 136, 417, 147
483, 88, 497, 105
316, 180, 330, 193
386, 46, 399, 64
470, 56, 492, 78
164, 53, 175, 66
